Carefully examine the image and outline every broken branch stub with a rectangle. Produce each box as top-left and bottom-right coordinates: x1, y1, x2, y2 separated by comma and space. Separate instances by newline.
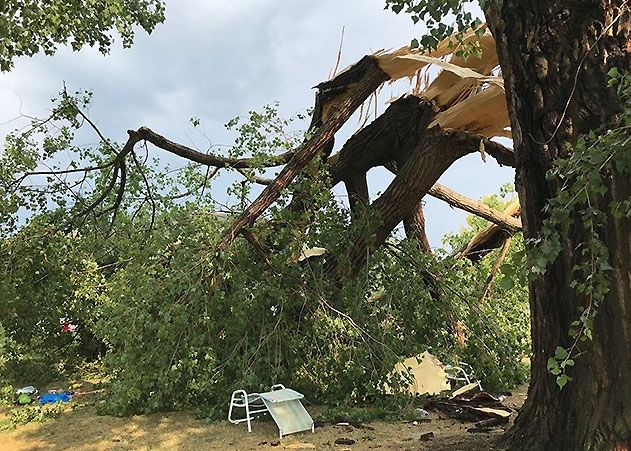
457, 201, 521, 261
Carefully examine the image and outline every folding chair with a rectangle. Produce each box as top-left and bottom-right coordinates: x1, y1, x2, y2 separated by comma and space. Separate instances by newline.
228, 384, 315, 438
444, 362, 481, 390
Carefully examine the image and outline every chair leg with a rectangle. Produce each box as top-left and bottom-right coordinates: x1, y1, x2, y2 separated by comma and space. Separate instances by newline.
245, 397, 252, 432
228, 392, 236, 423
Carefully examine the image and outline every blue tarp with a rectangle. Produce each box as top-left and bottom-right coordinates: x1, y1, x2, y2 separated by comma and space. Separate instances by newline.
39, 392, 71, 404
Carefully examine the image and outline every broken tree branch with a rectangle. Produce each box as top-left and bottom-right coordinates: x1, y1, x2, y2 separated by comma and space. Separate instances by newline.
480, 236, 512, 300
134, 127, 294, 169
456, 202, 521, 261
343, 127, 486, 275
215, 55, 390, 253
428, 183, 522, 233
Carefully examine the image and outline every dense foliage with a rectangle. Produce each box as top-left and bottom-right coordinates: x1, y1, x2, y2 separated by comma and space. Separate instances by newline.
0, 0, 165, 71
0, 90, 530, 416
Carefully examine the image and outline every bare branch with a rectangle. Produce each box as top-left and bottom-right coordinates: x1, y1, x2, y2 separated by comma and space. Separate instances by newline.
106, 158, 127, 229
134, 127, 294, 169
480, 236, 512, 300
428, 183, 522, 233
403, 202, 432, 253
235, 168, 273, 185
130, 150, 156, 231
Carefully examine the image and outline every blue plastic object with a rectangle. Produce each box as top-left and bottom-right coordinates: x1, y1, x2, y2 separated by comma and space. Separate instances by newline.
39, 392, 71, 404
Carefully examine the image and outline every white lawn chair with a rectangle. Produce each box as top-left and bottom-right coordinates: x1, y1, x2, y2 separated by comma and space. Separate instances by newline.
444, 362, 482, 390
228, 384, 315, 438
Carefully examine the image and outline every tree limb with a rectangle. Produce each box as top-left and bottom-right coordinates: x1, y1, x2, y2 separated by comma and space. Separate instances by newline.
480, 236, 512, 300
345, 173, 370, 217
343, 127, 482, 275
403, 202, 432, 253
134, 126, 294, 169
428, 183, 522, 232
456, 202, 521, 261
216, 55, 390, 253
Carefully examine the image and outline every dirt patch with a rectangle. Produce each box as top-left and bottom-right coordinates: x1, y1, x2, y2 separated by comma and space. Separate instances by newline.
0, 410, 503, 450
0, 386, 527, 450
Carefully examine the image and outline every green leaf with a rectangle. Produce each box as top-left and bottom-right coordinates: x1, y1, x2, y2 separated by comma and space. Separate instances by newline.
556, 374, 571, 389
498, 275, 515, 291
554, 346, 568, 360
607, 67, 619, 78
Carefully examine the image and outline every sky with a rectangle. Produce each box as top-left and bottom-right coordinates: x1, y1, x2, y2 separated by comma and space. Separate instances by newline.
0, 0, 515, 247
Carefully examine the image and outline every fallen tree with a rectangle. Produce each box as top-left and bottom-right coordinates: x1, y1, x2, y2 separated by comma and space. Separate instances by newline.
0, 17, 537, 423
6, 28, 520, 281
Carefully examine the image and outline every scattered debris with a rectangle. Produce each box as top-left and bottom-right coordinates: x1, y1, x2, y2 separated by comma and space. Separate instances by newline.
432, 383, 512, 425
38, 392, 72, 405
338, 424, 353, 434
351, 422, 374, 431
270, 440, 280, 446
17, 393, 33, 405
451, 382, 481, 398
452, 385, 511, 418
467, 416, 510, 433
16, 385, 38, 395
420, 419, 432, 424
335, 438, 356, 445
470, 406, 511, 419
419, 432, 435, 441
411, 419, 432, 426
387, 352, 450, 395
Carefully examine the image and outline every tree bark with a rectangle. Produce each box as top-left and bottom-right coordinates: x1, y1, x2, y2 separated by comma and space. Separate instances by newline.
403, 201, 432, 253
344, 128, 501, 275
486, 1, 631, 449
345, 173, 370, 217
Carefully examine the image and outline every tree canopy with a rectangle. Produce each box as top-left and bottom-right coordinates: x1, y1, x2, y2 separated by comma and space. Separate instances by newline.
0, 0, 165, 71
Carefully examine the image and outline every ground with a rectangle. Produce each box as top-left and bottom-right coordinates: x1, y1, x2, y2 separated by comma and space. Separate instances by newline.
0, 384, 527, 450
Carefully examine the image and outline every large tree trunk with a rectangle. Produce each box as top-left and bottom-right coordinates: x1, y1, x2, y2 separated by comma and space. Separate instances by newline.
487, 1, 631, 449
